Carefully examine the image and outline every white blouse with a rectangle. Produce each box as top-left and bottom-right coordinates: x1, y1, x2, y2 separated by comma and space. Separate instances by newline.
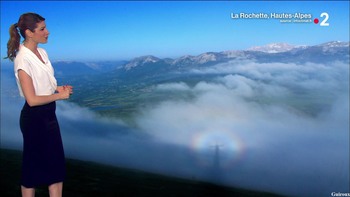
14, 44, 57, 97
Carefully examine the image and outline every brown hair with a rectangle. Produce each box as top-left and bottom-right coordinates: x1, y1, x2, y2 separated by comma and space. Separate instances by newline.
6, 13, 45, 61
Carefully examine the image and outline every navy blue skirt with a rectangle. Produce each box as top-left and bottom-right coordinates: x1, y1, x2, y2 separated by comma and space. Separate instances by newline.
20, 101, 65, 188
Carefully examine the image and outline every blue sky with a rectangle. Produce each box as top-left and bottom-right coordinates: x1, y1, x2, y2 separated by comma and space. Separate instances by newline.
1, 1, 349, 61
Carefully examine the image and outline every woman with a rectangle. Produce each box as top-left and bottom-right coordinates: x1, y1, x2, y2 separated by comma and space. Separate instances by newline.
6, 12, 73, 197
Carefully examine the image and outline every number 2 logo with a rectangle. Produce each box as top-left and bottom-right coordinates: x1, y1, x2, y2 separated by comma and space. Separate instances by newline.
320, 12, 329, 26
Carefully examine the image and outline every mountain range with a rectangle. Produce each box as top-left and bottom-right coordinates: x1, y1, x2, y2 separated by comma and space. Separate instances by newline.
52, 41, 349, 78
120, 41, 349, 68
2, 41, 347, 77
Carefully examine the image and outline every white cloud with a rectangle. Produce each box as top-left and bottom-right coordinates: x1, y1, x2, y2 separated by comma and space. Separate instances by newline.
134, 60, 349, 196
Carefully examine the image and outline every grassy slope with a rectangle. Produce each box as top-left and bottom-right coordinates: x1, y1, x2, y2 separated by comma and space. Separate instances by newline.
0, 148, 282, 197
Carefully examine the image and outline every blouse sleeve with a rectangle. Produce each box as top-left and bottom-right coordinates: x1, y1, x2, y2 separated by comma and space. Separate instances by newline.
14, 56, 33, 97
15, 56, 33, 77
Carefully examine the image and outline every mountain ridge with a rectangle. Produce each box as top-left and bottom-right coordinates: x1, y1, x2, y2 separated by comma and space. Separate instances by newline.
49, 41, 349, 77
118, 41, 349, 73
121, 41, 349, 70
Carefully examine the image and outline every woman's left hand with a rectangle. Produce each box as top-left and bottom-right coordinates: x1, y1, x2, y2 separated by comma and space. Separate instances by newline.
57, 85, 73, 95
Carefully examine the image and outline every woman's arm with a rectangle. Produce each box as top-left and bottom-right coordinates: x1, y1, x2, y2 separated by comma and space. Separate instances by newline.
18, 69, 70, 107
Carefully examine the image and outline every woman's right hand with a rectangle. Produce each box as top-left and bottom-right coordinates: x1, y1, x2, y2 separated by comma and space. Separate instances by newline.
57, 86, 71, 100
57, 85, 73, 100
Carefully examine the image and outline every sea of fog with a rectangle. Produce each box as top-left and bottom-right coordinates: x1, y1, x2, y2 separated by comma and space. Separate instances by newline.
1, 60, 349, 196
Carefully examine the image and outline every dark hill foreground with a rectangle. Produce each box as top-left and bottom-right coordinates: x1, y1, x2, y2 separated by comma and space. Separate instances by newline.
1, 148, 282, 197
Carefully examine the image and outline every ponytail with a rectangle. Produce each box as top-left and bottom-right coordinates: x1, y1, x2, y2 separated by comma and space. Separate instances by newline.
6, 23, 21, 61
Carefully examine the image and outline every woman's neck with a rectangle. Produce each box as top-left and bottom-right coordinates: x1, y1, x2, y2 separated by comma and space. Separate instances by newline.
23, 40, 38, 53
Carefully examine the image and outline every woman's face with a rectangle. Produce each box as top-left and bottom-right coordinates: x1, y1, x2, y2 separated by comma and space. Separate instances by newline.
31, 20, 50, 44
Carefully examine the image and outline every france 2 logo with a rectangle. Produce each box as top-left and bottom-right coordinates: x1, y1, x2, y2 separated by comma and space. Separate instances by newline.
314, 12, 329, 26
